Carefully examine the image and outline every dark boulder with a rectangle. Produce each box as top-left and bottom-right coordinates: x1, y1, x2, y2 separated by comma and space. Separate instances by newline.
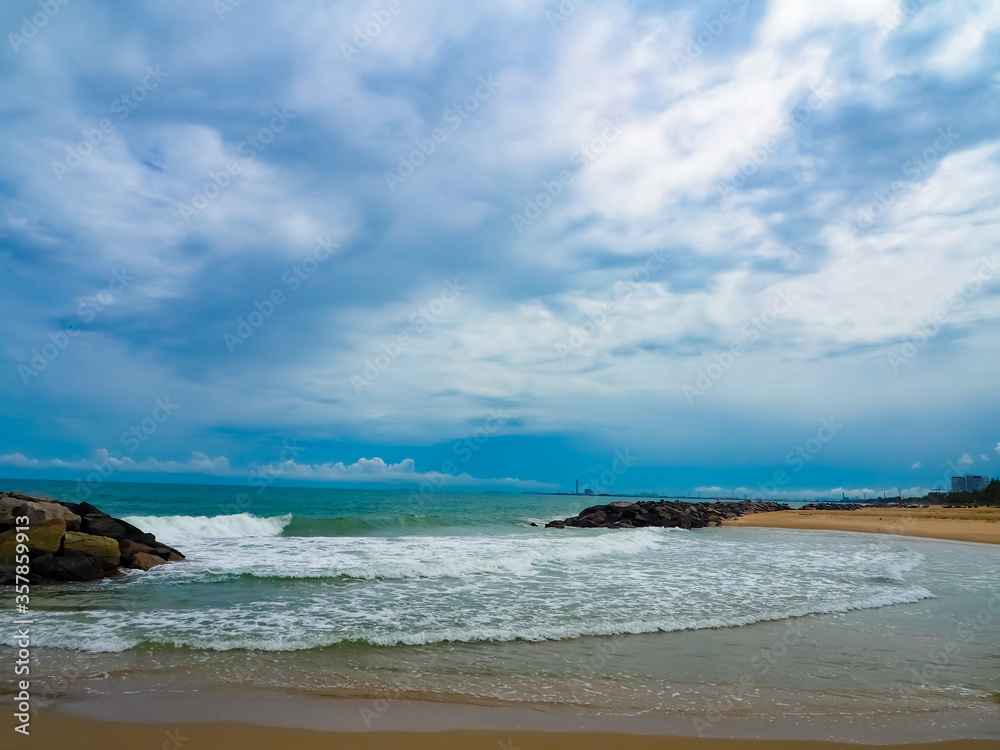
0, 491, 184, 585
118, 538, 157, 564
153, 545, 185, 562
60, 501, 109, 518
800, 503, 864, 511
545, 499, 791, 530
31, 552, 104, 582
130, 552, 168, 571
84, 515, 156, 545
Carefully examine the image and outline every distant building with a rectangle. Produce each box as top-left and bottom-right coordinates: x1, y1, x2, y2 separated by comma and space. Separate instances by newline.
952, 475, 988, 492
967, 475, 989, 491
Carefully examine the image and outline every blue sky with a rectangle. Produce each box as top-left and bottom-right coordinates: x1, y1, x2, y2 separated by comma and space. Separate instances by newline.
1, 0, 998, 500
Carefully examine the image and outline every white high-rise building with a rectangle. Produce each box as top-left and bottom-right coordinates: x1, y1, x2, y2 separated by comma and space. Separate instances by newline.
952, 475, 988, 492
967, 475, 988, 492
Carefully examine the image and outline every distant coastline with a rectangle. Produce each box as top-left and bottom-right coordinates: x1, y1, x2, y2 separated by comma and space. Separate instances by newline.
726, 506, 1000, 545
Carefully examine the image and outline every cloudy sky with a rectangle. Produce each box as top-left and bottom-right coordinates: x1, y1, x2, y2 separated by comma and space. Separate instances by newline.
1, 0, 998, 499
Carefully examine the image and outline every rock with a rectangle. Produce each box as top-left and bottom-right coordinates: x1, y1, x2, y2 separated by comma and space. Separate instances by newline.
31, 552, 104, 582
119, 538, 185, 564
545, 499, 791, 531
84, 515, 156, 545
0, 495, 22, 525
1, 496, 81, 531
0, 518, 66, 560
60, 501, 109, 519
118, 538, 157, 564
22, 500, 81, 531
800, 503, 864, 511
63, 532, 121, 570
153, 545, 184, 561
130, 552, 168, 571
5, 492, 43, 503
1, 491, 184, 584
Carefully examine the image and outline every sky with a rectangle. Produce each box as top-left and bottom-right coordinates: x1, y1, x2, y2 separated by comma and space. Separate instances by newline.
1, 0, 999, 500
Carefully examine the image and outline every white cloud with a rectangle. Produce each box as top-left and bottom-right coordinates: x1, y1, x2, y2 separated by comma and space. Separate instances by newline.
959, 452, 973, 466
0, 452, 90, 471
0, 450, 554, 491
727, 485, 933, 501
2, 1, 998, 485
911, 462, 920, 469
0, 450, 231, 475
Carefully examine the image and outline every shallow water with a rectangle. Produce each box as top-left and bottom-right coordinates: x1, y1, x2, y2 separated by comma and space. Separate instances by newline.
2, 480, 999, 724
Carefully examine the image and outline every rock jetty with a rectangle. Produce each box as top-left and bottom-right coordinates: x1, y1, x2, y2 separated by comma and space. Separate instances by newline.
545, 499, 790, 529
0, 491, 183, 584
799, 503, 864, 511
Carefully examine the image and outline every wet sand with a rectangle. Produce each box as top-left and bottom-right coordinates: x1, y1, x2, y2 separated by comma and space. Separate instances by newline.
19, 713, 1000, 750
724, 506, 1000, 545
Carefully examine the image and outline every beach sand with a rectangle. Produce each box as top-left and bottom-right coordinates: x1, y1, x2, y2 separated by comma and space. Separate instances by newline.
724, 506, 1000, 544
22, 713, 1000, 750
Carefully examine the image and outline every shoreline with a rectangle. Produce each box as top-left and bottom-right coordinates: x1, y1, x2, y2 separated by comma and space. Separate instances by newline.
723, 507, 1000, 545
21, 688, 1000, 747
22, 713, 1000, 750
7, 497, 1000, 747
19, 716, 1000, 750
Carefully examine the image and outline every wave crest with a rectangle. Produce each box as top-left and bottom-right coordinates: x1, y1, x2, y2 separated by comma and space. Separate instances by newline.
121, 513, 292, 541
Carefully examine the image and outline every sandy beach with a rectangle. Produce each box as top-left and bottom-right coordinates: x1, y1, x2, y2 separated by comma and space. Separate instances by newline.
21, 713, 1000, 750
7, 488, 1000, 748
724, 506, 1000, 545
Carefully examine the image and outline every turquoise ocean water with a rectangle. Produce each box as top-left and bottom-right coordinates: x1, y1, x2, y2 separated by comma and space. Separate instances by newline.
2, 479, 999, 727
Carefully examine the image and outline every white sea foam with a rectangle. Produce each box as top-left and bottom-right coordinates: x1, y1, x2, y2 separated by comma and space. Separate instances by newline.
121, 513, 292, 541
18, 583, 934, 653
8, 527, 949, 655
170, 527, 672, 581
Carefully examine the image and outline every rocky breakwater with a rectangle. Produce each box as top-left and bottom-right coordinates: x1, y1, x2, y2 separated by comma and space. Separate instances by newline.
799, 503, 865, 511
545, 499, 791, 529
0, 491, 184, 584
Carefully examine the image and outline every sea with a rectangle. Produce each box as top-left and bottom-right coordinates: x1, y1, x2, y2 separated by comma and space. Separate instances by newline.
2, 479, 1000, 737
